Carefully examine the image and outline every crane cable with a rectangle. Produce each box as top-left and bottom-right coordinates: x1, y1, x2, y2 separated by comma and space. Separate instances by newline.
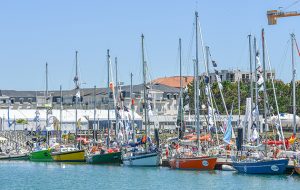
282, 0, 300, 11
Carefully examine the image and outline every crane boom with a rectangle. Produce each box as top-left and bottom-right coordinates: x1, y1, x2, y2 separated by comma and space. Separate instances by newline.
267, 9, 300, 25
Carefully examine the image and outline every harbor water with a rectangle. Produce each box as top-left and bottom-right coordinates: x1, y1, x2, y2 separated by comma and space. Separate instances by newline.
0, 161, 299, 190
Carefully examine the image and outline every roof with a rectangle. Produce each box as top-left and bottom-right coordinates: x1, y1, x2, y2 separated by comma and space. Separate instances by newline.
151, 76, 193, 88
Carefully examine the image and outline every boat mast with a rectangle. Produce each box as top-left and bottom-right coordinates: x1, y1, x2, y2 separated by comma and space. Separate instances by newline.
262, 29, 268, 155
93, 85, 97, 143
195, 12, 201, 154
248, 35, 253, 133
107, 49, 111, 148
115, 57, 119, 137
60, 85, 62, 145
179, 38, 183, 139
130, 72, 135, 142
238, 69, 241, 126
254, 37, 259, 131
291, 33, 297, 135
45, 62, 49, 147
142, 34, 148, 149
74, 51, 80, 149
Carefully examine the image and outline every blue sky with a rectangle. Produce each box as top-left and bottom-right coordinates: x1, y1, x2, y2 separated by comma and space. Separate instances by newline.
0, 0, 299, 90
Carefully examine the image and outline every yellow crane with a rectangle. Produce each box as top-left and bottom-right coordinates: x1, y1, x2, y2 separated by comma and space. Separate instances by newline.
267, 9, 300, 25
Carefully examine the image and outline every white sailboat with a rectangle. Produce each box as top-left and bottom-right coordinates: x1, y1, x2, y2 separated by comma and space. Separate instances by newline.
122, 34, 160, 166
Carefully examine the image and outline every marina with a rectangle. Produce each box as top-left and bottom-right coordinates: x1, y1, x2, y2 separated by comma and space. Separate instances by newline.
0, 1, 300, 189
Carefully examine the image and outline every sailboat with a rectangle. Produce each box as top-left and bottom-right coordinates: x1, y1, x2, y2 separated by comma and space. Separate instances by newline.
86, 50, 122, 164
51, 51, 85, 162
29, 63, 53, 162
169, 12, 217, 170
122, 34, 160, 167
232, 29, 289, 174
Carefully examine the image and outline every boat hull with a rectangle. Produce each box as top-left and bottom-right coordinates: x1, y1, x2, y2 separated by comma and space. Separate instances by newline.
87, 152, 122, 164
0, 154, 29, 161
29, 150, 53, 162
169, 156, 217, 170
51, 150, 85, 162
232, 159, 289, 174
295, 165, 300, 175
123, 152, 160, 166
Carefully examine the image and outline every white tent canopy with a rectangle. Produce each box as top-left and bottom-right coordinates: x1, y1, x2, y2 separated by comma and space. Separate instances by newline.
0, 109, 142, 131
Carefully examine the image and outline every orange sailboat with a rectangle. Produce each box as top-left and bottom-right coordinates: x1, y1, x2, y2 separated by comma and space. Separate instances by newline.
169, 156, 217, 170
168, 11, 217, 171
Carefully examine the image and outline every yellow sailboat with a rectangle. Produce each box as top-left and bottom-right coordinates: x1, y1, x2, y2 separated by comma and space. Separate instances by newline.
51, 51, 86, 162
51, 147, 85, 162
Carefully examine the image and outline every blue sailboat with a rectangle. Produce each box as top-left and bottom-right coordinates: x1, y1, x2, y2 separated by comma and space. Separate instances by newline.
232, 158, 289, 174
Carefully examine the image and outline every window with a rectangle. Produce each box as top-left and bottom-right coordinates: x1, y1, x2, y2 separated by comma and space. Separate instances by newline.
28, 98, 32, 104
20, 98, 24, 104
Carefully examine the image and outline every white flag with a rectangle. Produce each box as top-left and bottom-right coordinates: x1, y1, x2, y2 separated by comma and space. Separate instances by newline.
257, 76, 264, 85
218, 82, 223, 90
258, 85, 264, 92
75, 90, 80, 98
216, 75, 221, 83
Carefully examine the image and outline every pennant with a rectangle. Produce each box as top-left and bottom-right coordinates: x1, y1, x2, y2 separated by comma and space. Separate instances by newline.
212, 60, 217, 67
218, 82, 223, 90
216, 75, 221, 83
204, 76, 209, 84
257, 76, 264, 85
205, 86, 209, 96
75, 90, 80, 98
251, 128, 258, 142
258, 85, 264, 92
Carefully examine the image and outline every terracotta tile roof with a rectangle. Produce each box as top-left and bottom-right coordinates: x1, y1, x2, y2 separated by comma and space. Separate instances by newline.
151, 76, 193, 88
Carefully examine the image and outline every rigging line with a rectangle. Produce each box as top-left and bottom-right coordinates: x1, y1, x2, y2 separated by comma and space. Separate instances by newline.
265, 37, 286, 150
185, 23, 195, 76
143, 41, 153, 85
282, 0, 300, 11
278, 40, 290, 80
294, 35, 300, 56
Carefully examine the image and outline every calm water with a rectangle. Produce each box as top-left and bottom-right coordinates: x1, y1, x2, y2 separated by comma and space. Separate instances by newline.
0, 161, 299, 190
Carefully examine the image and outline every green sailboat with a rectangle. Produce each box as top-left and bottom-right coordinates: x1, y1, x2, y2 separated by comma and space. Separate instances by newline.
87, 151, 121, 164
29, 63, 53, 162
86, 50, 122, 165
29, 149, 53, 162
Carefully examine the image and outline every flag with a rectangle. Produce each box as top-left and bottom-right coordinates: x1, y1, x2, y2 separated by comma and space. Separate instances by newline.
223, 114, 232, 144
216, 75, 221, 83
214, 69, 219, 75
124, 106, 129, 112
218, 82, 223, 90
204, 76, 209, 84
257, 76, 264, 85
205, 86, 209, 96
77, 118, 81, 129
212, 60, 217, 67
75, 90, 80, 98
109, 82, 114, 91
251, 128, 258, 142
258, 85, 264, 92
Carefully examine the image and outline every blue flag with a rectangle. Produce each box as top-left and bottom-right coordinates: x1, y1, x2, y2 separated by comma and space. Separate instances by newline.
224, 106, 233, 144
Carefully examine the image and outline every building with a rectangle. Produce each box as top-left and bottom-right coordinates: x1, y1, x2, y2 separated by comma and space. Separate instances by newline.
207, 69, 275, 83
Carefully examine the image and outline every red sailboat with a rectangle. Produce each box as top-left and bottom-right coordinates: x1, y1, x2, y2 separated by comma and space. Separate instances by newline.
168, 11, 217, 171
